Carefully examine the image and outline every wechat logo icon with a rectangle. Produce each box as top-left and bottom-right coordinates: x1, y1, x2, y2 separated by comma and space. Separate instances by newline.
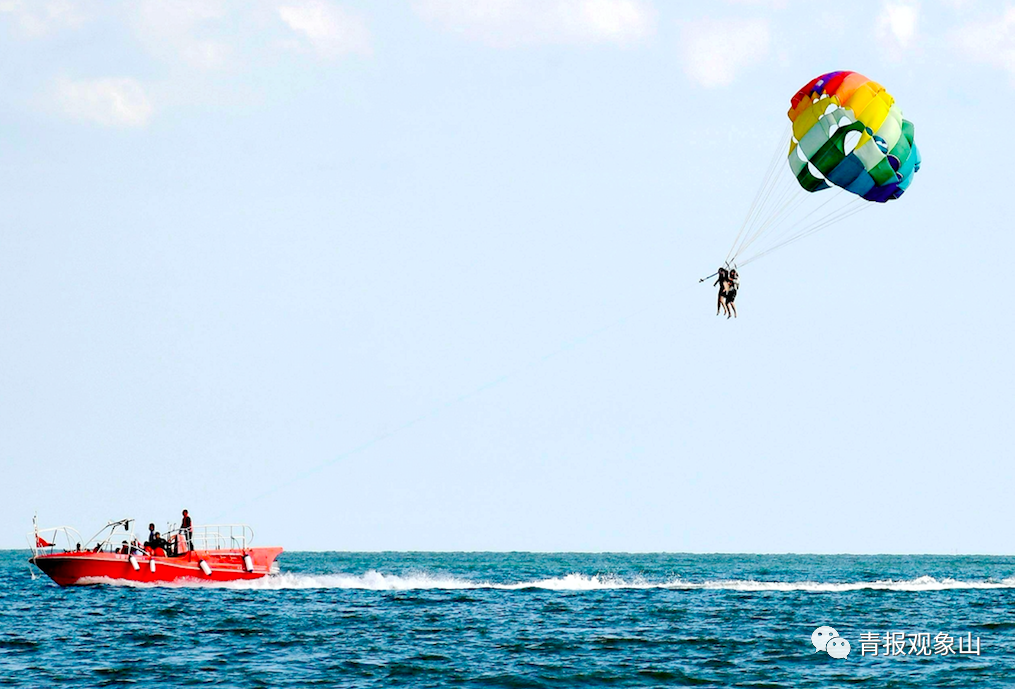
812, 626, 850, 659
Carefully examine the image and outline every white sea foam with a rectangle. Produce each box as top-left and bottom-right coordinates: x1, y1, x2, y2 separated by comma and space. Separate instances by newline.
670, 575, 1015, 592
219, 571, 480, 590
82, 571, 1015, 592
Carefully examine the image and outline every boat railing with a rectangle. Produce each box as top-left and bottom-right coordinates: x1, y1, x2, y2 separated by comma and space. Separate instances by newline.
28, 519, 255, 556
167, 524, 254, 551
27, 525, 84, 558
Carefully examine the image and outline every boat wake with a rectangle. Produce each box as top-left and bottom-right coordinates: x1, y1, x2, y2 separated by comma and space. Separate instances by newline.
82, 572, 1015, 592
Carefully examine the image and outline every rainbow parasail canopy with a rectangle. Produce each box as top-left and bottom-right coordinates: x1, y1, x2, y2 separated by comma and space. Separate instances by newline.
787, 71, 921, 203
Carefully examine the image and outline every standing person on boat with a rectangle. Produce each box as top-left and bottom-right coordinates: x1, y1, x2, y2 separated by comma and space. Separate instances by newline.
714, 267, 730, 317
145, 523, 156, 549
181, 509, 194, 552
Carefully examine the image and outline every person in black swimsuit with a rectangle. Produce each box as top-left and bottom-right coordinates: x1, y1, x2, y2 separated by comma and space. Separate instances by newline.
714, 267, 729, 316
725, 269, 739, 319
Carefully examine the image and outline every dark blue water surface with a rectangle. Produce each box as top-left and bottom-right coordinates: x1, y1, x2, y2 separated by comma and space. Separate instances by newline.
2, 551, 1014, 687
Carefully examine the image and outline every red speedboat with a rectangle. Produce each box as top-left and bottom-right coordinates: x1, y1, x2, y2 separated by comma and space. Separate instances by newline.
29, 518, 282, 586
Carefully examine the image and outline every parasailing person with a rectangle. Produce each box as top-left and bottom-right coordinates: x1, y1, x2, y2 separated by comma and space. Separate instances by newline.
714, 266, 730, 317
725, 268, 739, 319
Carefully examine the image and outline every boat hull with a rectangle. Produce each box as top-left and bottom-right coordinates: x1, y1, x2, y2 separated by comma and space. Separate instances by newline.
30, 548, 283, 586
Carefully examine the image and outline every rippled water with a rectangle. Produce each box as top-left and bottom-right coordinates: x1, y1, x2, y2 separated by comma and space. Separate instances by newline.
2, 551, 1013, 687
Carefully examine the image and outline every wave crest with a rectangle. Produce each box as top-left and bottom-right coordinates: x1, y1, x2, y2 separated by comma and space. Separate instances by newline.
79, 572, 1015, 592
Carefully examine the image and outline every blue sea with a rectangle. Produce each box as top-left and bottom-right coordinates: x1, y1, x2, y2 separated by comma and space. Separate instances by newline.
2, 551, 1012, 687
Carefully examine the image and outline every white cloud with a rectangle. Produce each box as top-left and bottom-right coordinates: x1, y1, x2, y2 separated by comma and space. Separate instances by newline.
133, 0, 233, 69
681, 18, 769, 88
278, 1, 371, 58
56, 77, 153, 127
0, 0, 83, 38
413, 0, 654, 48
876, 1, 919, 49
951, 6, 1015, 79
725, 0, 787, 8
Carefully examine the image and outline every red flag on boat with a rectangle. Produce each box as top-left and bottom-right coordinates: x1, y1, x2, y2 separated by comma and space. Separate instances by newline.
36, 535, 55, 548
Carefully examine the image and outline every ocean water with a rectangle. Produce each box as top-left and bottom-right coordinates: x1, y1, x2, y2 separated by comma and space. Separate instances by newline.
2, 551, 1013, 687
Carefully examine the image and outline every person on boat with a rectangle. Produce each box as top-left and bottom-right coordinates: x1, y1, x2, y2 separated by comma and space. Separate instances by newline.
180, 509, 194, 552
714, 267, 729, 317
726, 269, 739, 319
145, 523, 156, 549
150, 532, 168, 556
119, 541, 130, 555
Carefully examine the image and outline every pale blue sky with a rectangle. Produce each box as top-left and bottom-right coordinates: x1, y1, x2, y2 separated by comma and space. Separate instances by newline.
2, 0, 1012, 553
